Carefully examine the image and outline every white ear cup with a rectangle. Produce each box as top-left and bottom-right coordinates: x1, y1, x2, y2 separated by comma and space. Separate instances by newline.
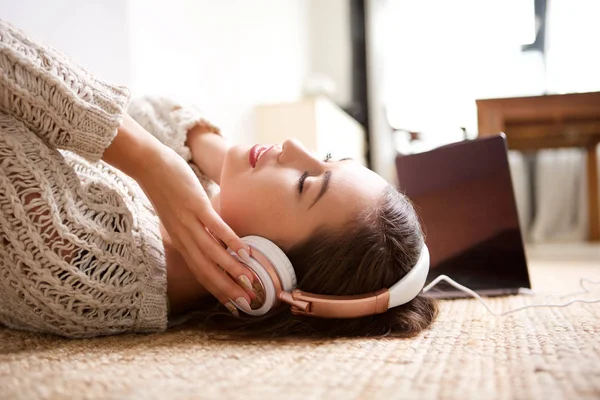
228, 236, 296, 316
243, 236, 296, 291
231, 253, 277, 316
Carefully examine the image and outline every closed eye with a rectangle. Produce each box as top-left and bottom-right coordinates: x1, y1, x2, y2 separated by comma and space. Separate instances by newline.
323, 153, 353, 163
299, 156, 352, 194
298, 171, 309, 193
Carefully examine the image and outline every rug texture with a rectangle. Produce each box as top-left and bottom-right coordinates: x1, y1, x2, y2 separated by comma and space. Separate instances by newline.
0, 250, 599, 400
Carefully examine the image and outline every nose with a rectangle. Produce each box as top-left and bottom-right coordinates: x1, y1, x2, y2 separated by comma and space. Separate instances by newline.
280, 139, 323, 170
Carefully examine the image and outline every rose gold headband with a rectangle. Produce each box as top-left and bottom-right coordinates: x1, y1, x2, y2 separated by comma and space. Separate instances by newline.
254, 247, 393, 319
279, 289, 390, 318
248, 241, 429, 319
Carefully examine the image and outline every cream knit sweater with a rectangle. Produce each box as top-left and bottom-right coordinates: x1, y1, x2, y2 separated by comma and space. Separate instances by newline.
0, 20, 217, 338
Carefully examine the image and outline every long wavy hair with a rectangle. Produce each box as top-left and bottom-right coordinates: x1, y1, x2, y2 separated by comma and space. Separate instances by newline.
193, 185, 438, 338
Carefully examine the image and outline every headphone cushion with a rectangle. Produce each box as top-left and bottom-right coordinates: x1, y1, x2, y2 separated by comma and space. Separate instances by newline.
242, 236, 297, 291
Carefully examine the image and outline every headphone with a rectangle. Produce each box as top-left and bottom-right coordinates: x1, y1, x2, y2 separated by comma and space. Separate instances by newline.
229, 236, 430, 318
229, 236, 600, 318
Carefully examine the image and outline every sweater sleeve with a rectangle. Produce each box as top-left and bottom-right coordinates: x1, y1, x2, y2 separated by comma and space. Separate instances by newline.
0, 19, 130, 163
127, 96, 220, 162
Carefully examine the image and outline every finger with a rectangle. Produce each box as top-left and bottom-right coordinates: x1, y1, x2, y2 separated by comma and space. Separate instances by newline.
198, 265, 242, 317
218, 265, 258, 301
200, 207, 251, 264
189, 218, 255, 286
204, 270, 253, 315
177, 229, 252, 307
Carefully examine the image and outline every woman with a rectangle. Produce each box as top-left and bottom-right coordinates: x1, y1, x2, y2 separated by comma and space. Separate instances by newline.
0, 20, 437, 338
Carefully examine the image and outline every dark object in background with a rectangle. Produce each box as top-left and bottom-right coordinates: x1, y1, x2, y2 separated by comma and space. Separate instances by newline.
347, 0, 370, 167
395, 135, 532, 298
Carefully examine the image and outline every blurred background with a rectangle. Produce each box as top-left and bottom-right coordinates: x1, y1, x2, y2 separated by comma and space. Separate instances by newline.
2, 0, 599, 245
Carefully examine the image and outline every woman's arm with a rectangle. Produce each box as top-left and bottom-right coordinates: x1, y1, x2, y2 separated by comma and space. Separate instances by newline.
0, 19, 129, 162
0, 20, 255, 313
102, 113, 256, 312
185, 124, 229, 184
101, 114, 164, 182
127, 96, 228, 184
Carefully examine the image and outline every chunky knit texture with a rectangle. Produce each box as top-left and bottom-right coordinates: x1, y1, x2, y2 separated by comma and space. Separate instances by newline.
0, 19, 218, 338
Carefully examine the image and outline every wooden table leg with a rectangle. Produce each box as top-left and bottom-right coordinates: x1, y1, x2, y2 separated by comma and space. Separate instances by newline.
587, 144, 600, 241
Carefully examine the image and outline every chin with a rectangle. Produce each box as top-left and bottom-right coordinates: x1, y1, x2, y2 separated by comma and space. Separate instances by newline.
221, 145, 249, 183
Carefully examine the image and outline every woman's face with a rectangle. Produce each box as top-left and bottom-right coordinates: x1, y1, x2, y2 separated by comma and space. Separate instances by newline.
219, 139, 388, 250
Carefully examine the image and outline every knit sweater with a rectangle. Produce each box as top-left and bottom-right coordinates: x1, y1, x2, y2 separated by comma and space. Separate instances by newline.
0, 19, 217, 338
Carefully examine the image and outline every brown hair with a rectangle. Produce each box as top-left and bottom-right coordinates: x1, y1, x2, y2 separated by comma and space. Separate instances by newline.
197, 185, 438, 339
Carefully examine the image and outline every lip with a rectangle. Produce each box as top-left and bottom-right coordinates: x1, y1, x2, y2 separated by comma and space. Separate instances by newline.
249, 144, 275, 168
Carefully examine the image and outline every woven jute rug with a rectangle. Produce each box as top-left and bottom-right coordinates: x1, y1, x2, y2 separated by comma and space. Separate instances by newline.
1, 245, 599, 400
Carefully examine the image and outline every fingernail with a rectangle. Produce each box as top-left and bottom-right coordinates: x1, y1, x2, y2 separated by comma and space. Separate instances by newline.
238, 275, 253, 292
235, 297, 252, 312
224, 301, 239, 317
238, 248, 251, 264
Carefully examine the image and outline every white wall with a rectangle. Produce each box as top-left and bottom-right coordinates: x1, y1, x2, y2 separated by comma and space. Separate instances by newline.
365, 0, 397, 182
545, 0, 600, 94
1, 0, 310, 145
0, 0, 131, 84
128, 0, 310, 144
308, 0, 352, 106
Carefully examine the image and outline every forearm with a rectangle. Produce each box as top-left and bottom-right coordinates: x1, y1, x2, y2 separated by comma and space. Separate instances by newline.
126, 96, 226, 184
102, 114, 165, 182
185, 125, 230, 184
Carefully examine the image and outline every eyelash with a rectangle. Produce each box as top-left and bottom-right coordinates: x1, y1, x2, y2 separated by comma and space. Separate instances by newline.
297, 154, 332, 193
298, 171, 309, 193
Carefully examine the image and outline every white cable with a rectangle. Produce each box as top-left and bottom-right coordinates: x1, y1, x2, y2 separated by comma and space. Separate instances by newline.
422, 274, 600, 317
559, 278, 600, 298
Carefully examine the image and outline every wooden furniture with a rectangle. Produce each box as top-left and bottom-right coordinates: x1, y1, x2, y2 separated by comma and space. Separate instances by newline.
255, 96, 367, 166
477, 92, 600, 241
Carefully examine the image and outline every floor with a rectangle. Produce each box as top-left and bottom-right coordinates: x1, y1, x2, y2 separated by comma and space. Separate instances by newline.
526, 242, 600, 293
0, 243, 598, 400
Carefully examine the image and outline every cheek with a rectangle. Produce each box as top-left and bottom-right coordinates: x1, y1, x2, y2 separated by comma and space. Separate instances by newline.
219, 175, 295, 237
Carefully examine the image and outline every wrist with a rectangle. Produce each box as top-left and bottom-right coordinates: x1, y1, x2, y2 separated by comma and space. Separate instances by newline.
103, 114, 166, 183
186, 125, 229, 184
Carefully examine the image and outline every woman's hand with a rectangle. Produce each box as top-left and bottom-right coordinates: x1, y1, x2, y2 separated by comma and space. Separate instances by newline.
103, 115, 255, 313
185, 123, 230, 184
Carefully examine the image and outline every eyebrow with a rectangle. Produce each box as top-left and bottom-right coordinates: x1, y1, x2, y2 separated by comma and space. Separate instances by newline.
308, 170, 332, 210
